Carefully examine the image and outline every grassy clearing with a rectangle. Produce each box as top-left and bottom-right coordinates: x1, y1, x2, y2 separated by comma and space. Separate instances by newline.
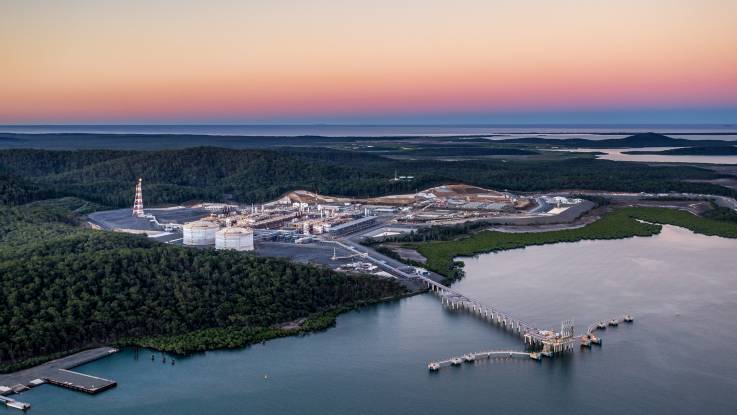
413, 207, 737, 279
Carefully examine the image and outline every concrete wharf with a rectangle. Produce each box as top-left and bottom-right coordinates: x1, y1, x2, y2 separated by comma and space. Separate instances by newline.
43, 368, 116, 394
0, 347, 118, 399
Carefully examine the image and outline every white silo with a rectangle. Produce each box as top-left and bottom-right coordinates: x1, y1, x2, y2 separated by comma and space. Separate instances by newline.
215, 227, 254, 251
183, 220, 219, 245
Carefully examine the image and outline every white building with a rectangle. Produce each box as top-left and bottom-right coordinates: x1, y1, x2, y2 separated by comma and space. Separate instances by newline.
215, 227, 254, 251
183, 220, 219, 245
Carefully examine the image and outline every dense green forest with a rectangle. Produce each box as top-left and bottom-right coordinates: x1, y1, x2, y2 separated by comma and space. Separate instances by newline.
0, 202, 405, 371
2, 143, 737, 371
0, 146, 734, 210
365, 145, 538, 157
703, 206, 737, 223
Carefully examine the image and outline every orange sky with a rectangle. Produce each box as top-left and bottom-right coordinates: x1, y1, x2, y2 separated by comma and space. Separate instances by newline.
1, 0, 736, 123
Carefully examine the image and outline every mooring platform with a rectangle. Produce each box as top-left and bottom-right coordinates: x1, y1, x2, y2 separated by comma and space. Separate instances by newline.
0, 347, 118, 398
43, 368, 116, 394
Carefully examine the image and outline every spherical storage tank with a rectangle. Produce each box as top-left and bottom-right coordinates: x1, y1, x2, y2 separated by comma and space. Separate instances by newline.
182, 220, 219, 246
215, 227, 254, 251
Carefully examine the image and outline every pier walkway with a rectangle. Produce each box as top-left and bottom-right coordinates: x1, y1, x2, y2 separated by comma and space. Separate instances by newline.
429, 350, 536, 371
329, 237, 633, 358
326, 239, 550, 344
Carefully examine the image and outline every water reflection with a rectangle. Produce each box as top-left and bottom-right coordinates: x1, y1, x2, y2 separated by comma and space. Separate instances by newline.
556, 147, 737, 164
13, 226, 737, 415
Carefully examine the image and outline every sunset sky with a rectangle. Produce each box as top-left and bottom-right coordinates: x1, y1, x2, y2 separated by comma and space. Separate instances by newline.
1, 0, 736, 124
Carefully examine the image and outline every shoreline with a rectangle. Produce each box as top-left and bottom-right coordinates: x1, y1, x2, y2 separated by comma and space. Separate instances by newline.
0, 290, 419, 376
406, 207, 737, 279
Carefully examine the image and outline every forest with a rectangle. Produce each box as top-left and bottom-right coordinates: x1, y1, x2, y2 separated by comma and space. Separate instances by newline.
0, 202, 406, 372
2, 143, 737, 371
1, 146, 735, 210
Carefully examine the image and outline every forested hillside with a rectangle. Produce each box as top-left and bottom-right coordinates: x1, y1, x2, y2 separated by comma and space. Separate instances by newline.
2, 143, 736, 371
0, 202, 405, 371
0, 146, 734, 210
0, 174, 49, 205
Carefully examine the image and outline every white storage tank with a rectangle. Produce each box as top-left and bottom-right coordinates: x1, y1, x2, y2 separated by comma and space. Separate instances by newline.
215, 227, 254, 251
183, 220, 219, 246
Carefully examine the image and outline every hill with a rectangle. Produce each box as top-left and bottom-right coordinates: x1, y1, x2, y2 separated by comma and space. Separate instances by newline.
0, 202, 406, 371
0, 147, 422, 207
1, 146, 736, 209
500, 132, 736, 148
622, 146, 737, 156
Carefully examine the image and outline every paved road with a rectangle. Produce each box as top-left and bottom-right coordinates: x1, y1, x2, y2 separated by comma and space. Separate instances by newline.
554, 190, 737, 211
326, 220, 447, 285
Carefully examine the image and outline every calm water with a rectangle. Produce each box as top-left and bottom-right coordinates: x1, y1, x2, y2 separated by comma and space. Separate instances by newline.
556, 147, 737, 164
1, 124, 737, 137
594, 148, 737, 164
8, 225, 737, 414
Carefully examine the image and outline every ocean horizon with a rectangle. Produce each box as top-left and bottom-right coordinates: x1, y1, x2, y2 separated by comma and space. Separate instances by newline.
1, 123, 737, 138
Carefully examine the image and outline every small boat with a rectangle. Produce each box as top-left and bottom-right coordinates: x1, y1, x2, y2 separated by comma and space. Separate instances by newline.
428, 362, 440, 371
462, 353, 475, 362
450, 357, 463, 366
608, 319, 619, 326
162, 356, 166, 364
151, 354, 155, 361
171, 359, 175, 366
623, 314, 634, 323
597, 321, 607, 329
6, 400, 31, 410
590, 335, 602, 345
529, 352, 541, 361
264, 374, 269, 380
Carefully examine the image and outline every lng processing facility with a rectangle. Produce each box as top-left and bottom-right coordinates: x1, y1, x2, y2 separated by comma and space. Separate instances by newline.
89, 179, 590, 247
2, 178, 635, 409
83, 178, 596, 298
86, 178, 594, 283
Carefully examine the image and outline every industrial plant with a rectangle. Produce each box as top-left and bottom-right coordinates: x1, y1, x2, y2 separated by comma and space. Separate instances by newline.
84, 178, 591, 278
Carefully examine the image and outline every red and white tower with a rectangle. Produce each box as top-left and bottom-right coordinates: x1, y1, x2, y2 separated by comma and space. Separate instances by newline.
132, 177, 144, 217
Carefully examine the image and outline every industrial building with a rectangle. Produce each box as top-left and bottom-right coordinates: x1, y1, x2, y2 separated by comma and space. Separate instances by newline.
215, 227, 254, 251
183, 220, 219, 246
104, 179, 585, 261
328, 216, 377, 236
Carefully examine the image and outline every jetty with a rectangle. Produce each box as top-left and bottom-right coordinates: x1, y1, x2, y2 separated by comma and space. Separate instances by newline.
330, 239, 632, 359
43, 368, 116, 394
417, 276, 635, 370
429, 350, 538, 371
0, 395, 31, 411
0, 347, 119, 405
421, 279, 578, 355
